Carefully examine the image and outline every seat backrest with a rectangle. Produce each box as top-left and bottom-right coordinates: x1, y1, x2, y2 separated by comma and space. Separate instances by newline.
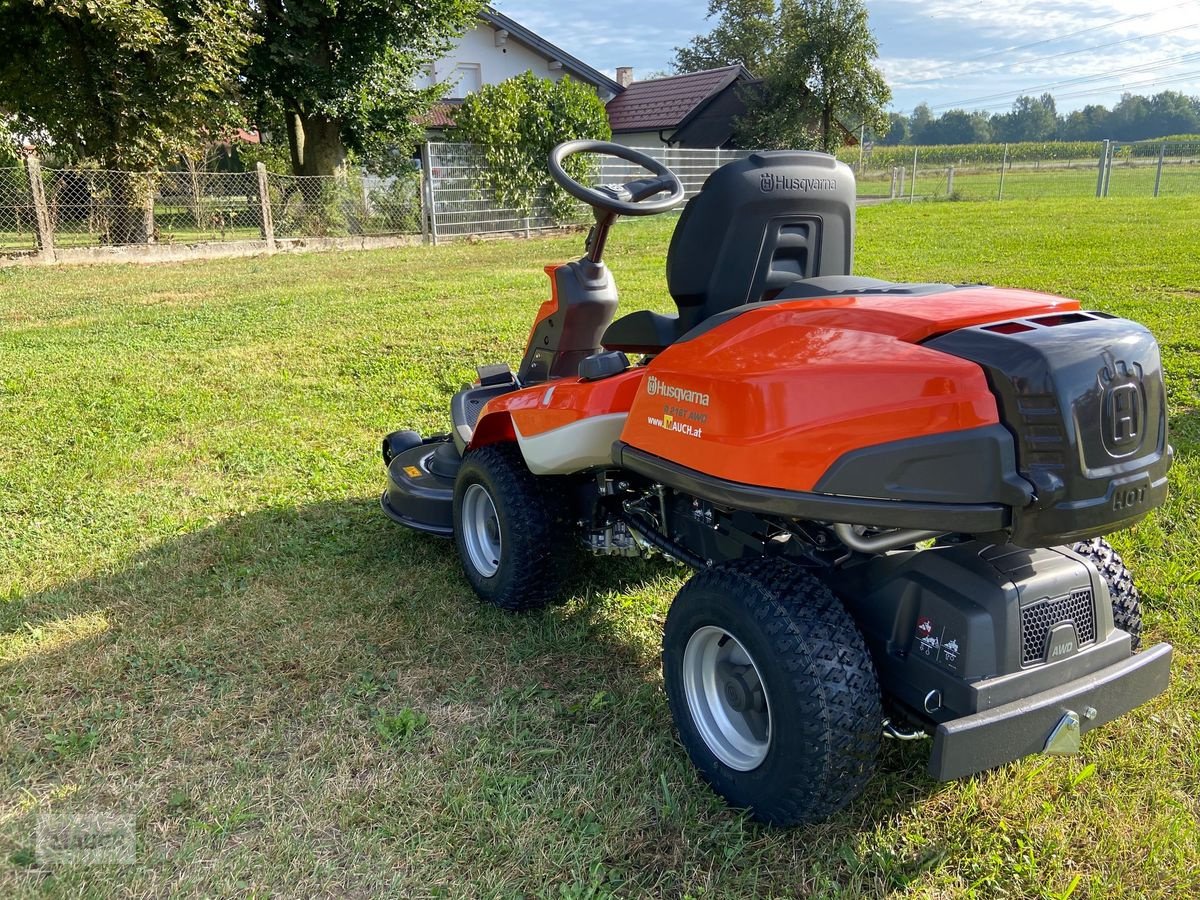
666, 151, 857, 331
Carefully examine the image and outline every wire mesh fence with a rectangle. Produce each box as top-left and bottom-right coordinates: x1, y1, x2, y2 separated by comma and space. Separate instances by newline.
0, 166, 37, 252
424, 143, 588, 238
0, 160, 423, 259
38, 168, 267, 247
267, 170, 423, 239
3, 138, 1198, 259
857, 140, 1200, 203
425, 143, 756, 240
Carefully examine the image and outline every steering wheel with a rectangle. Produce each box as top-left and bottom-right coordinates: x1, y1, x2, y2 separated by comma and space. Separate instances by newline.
549, 140, 686, 217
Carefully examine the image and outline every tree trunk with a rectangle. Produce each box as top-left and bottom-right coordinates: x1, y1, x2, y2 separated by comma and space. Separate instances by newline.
821, 103, 834, 154
286, 111, 305, 176
108, 170, 156, 245
284, 111, 346, 177
297, 114, 346, 177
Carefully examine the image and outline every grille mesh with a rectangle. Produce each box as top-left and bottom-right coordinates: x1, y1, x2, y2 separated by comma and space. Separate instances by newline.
1021, 589, 1096, 666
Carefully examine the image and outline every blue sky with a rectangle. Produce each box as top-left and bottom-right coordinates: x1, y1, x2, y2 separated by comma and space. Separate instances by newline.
491, 0, 1200, 115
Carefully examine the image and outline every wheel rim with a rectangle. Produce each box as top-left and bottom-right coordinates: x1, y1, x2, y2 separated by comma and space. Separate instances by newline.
681, 625, 773, 771
461, 483, 502, 577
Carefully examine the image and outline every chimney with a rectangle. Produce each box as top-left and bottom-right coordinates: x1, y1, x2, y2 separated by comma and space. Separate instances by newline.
616, 67, 634, 88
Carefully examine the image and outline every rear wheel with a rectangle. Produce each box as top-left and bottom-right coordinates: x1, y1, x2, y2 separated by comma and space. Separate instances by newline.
1073, 537, 1143, 651
662, 559, 881, 825
453, 443, 571, 612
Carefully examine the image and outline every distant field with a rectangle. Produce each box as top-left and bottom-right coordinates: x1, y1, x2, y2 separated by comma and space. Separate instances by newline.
1, 196, 1198, 897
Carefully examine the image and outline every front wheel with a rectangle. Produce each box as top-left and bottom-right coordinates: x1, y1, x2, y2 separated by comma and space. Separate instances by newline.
453, 443, 571, 612
662, 559, 882, 826
1073, 537, 1143, 651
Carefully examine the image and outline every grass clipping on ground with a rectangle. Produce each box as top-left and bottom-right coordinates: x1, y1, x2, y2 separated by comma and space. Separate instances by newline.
1, 197, 1198, 897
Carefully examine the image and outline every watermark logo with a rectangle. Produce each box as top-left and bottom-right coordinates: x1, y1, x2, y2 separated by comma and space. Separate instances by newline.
760, 173, 838, 193
36, 813, 136, 866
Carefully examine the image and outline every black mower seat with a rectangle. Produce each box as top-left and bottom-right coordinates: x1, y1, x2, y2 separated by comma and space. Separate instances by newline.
602, 309, 680, 355
603, 150, 859, 355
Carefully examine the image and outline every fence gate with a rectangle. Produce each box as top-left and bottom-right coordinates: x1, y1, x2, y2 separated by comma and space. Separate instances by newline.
423, 143, 756, 242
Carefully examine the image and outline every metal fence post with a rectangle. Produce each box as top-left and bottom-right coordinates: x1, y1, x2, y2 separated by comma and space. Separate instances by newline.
422, 143, 438, 246
1154, 142, 1166, 197
1103, 142, 1114, 197
910, 147, 918, 203
998, 144, 1008, 200
255, 162, 275, 250
24, 156, 55, 260
947, 166, 955, 197
1096, 140, 1109, 198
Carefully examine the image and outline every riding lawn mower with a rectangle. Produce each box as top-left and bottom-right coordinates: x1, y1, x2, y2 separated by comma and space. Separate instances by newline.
380, 141, 1172, 825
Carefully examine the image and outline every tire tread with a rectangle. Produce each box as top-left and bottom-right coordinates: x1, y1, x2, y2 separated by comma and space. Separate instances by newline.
663, 558, 881, 825
454, 443, 570, 612
1072, 537, 1143, 651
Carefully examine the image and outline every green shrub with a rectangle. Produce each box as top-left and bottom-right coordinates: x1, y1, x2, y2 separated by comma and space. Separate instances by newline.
454, 72, 610, 222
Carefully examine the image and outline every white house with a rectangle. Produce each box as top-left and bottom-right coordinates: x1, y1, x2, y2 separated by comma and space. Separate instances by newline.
421, 6, 622, 125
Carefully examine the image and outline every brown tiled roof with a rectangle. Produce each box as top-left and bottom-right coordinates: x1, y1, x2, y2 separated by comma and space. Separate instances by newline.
417, 101, 462, 129
605, 65, 751, 133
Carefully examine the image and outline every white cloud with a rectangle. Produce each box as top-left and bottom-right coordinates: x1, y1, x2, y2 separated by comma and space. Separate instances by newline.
490, 0, 1200, 112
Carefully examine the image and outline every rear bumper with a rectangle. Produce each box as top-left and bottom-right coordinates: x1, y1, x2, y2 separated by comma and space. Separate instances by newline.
929, 641, 1172, 781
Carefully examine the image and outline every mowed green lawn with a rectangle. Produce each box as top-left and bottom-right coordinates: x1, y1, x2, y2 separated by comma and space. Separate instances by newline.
2, 196, 1198, 897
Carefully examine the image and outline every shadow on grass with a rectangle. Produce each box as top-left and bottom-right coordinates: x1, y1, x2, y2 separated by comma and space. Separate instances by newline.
2, 497, 942, 889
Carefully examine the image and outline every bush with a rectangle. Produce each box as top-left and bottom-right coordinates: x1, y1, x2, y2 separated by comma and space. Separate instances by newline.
454, 72, 610, 222
367, 168, 421, 233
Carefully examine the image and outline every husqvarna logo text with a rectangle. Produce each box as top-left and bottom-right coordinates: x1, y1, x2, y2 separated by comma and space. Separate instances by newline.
760, 173, 837, 193
646, 375, 710, 407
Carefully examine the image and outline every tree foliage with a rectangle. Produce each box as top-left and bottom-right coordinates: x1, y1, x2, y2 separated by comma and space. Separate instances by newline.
0, 116, 19, 167
675, 0, 890, 152
0, 0, 253, 169
675, 0, 778, 74
244, 0, 481, 176
454, 72, 610, 220
881, 91, 1200, 146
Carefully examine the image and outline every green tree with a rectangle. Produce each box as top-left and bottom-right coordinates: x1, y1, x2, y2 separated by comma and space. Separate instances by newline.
0, 116, 18, 166
454, 72, 610, 221
1059, 104, 1110, 141
910, 102, 933, 143
675, 0, 778, 74
678, 0, 890, 152
245, 0, 481, 177
880, 112, 909, 145
0, 0, 253, 240
991, 93, 1058, 143
921, 109, 991, 145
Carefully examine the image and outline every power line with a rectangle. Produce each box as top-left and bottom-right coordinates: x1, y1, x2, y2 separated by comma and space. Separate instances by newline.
925, 50, 1200, 111
962, 68, 1200, 113
913, 0, 1198, 72
1050, 69, 1200, 103
908, 20, 1199, 103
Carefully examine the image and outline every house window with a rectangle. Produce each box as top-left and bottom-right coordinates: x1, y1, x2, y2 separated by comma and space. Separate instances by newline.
449, 63, 482, 97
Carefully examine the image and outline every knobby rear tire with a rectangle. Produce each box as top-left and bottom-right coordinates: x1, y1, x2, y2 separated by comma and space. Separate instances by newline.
662, 558, 882, 826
